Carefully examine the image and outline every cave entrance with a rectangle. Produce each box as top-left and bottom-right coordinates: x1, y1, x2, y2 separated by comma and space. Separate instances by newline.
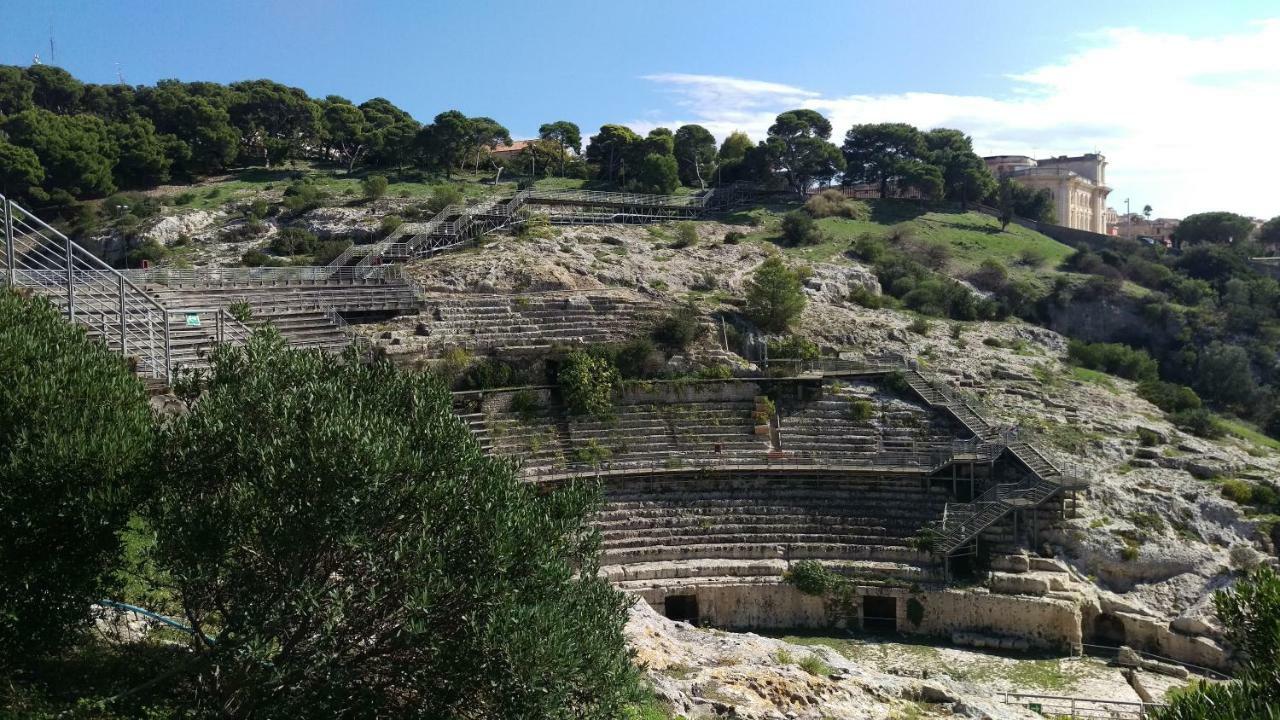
663, 594, 699, 624
1093, 613, 1126, 645
862, 595, 898, 633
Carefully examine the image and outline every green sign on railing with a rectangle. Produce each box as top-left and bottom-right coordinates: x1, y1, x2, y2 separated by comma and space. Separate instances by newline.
185, 313, 200, 327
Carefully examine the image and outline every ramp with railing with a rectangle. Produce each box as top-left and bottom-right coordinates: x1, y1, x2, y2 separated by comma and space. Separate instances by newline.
1, 193, 253, 379
330, 183, 751, 269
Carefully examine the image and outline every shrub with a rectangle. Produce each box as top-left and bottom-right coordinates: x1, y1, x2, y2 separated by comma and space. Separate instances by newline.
150, 331, 639, 717
126, 238, 168, 266
228, 301, 252, 323
246, 198, 270, 219
781, 210, 824, 246
1171, 408, 1224, 439
282, 179, 327, 213
907, 316, 931, 335
884, 222, 916, 245
848, 398, 875, 423
559, 351, 621, 416
1067, 340, 1159, 382
510, 389, 542, 422
1222, 479, 1254, 504
380, 214, 404, 237
427, 185, 464, 213
241, 249, 286, 267
971, 259, 1009, 291
174, 191, 197, 205
1018, 247, 1048, 267
672, 222, 698, 249
804, 189, 870, 220
606, 337, 664, 379
745, 256, 807, 332
361, 174, 389, 201
767, 335, 819, 360
916, 241, 952, 271
652, 304, 706, 350
798, 654, 832, 676
270, 227, 318, 255
723, 230, 745, 244
847, 284, 885, 309
785, 560, 832, 596
457, 357, 525, 390
313, 239, 353, 265
0, 292, 153, 666
1137, 380, 1202, 414
697, 364, 734, 380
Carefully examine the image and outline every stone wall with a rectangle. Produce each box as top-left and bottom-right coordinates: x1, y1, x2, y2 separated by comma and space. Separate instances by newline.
636, 581, 1083, 650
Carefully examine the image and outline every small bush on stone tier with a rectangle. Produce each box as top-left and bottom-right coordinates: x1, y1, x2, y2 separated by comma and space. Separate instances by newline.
1137, 380, 1202, 414
0, 292, 153, 668
798, 654, 832, 676
510, 389, 541, 422
270, 227, 319, 255
1136, 427, 1163, 447
907, 317, 931, 335
785, 560, 833, 596
228, 301, 252, 323
849, 399, 876, 423
883, 370, 913, 397
767, 335, 819, 361
559, 351, 621, 417
723, 230, 745, 244
652, 304, 706, 350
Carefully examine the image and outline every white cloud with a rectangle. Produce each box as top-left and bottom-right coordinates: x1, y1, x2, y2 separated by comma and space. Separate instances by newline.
639, 19, 1280, 219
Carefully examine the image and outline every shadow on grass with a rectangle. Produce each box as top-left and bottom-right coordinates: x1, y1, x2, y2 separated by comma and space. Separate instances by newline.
868, 199, 930, 225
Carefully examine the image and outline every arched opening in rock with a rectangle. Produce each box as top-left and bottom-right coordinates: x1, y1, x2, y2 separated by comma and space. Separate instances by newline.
1093, 613, 1126, 645
664, 594, 699, 624
862, 595, 898, 633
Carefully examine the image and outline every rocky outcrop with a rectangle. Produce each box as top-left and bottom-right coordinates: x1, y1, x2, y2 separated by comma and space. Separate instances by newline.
627, 600, 1041, 720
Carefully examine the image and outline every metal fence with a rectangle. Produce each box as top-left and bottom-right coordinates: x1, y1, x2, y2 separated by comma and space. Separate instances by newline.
1001, 692, 1164, 719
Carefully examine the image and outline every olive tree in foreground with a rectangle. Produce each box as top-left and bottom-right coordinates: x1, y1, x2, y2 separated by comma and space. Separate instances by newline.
0, 291, 152, 665
1151, 567, 1280, 720
151, 331, 638, 718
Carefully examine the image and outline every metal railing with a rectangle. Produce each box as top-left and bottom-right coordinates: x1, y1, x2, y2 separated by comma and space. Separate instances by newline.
2, 194, 255, 380
1000, 692, 1164, 720
123, 264, 404, 286
3, 194, 175, 378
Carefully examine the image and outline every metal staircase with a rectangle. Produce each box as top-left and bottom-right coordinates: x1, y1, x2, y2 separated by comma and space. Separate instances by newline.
900, 369, 1087, 556
2, 194, 252, 380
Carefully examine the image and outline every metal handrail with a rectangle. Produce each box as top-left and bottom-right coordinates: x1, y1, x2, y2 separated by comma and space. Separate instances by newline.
123, 264, 404, 285
2, 194, 255, 380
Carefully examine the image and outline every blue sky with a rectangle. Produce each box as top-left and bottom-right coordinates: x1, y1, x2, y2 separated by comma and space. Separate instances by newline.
6, 1, 1279, 218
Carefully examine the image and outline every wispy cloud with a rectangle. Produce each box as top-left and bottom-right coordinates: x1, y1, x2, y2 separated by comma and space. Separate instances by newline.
638, 19, 1280, 218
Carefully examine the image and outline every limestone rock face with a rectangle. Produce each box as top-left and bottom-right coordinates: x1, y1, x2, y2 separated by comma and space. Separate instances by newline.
626, 600, 1040, 720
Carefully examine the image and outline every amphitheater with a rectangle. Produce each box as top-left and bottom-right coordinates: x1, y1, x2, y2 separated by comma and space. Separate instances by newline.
0, 188, 1235, 676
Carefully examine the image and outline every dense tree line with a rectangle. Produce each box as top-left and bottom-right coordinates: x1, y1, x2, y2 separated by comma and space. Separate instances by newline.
0, 65, 541, 210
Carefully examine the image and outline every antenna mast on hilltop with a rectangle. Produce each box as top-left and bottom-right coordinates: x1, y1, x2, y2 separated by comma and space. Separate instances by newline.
116, 62, 127, 85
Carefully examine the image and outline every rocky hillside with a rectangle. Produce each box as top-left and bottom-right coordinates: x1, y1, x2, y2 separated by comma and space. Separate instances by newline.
397, 219, 1279, 641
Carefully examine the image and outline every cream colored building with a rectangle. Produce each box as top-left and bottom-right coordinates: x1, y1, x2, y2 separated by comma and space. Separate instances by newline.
983, 153, 1112, 234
